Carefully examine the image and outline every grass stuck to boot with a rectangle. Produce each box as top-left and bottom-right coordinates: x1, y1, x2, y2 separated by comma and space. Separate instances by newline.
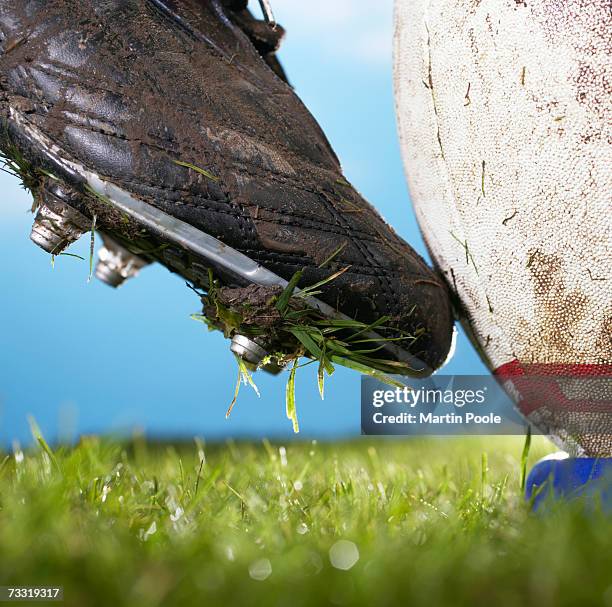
194, 268, 425, 432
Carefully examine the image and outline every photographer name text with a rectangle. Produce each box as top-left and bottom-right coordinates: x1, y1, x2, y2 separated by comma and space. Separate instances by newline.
371, 387, 501, 425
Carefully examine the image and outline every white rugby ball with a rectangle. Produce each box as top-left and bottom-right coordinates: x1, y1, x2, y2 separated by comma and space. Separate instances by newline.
393, 0, 611, 455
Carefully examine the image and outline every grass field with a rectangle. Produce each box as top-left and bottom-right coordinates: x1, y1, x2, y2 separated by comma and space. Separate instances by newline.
0, 434, 609, 607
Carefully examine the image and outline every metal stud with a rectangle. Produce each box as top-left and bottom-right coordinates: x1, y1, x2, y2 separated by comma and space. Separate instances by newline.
95, 234, 150, 288
30, 184, 90, 255
230, 334, 270, 366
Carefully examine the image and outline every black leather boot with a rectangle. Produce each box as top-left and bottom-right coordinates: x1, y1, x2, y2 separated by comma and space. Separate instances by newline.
0, 0, 454, 373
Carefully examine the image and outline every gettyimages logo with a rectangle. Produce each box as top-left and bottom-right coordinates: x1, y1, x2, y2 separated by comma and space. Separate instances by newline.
362, 374, 612, 436
362, 375, 528, 436
372, 386, 487, 408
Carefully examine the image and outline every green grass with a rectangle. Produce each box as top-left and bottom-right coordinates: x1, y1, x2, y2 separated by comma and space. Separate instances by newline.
0, 435, 610, 607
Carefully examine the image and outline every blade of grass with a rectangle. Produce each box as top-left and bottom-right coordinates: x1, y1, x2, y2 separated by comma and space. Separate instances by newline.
349, 335, 415, 344
226, 363, 243, 418
344, 315, 390, 341
312, 319, 373, 328
0, 455, 10, 481
289, 327, 322, 359
319, 338, 356, 358
329, 355, 405, 388
276, 270, 303, 313
317, 353, 334, 400
290, 328, 335, 382
481, 452, 489, 500
59, 252, 85, 261
173, 160, 219, 183
87, 214, 97, 283
238, 356, 260, 398
317, 360, 325, 399
28, 416, 61, 475
295, 266, 351, 298
194, 457, 205, 495
520, 425, 532, 492
286, 359, 299, 433
226, 355, 260, 419
317, 242, 347, 269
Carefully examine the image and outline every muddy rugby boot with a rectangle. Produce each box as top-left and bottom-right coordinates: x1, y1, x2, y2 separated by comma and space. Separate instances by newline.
0, 0, 454, 374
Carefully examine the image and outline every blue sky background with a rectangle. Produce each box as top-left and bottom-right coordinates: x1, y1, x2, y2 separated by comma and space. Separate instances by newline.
0, 0, 486, 446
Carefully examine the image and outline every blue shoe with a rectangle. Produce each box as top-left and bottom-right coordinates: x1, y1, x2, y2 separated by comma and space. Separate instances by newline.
526, 453, 612, 512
